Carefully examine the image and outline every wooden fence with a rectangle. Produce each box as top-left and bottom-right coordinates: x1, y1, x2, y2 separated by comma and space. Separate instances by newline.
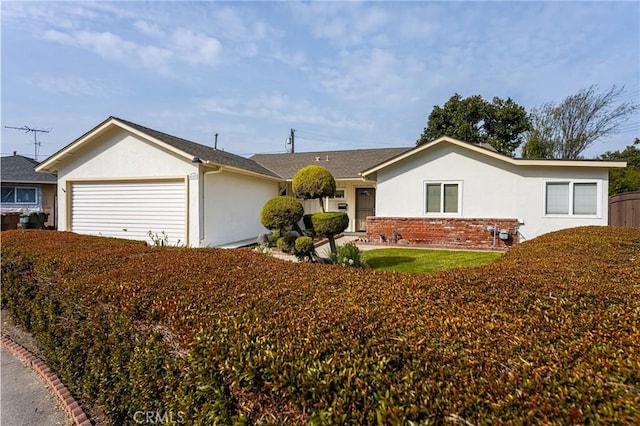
609, 191, 640, 227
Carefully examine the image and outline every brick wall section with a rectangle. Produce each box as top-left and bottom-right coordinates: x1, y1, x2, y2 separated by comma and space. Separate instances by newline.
366, 217, 520, 250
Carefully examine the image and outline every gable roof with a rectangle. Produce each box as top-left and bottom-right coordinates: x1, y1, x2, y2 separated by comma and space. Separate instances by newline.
36, 116, 280, 179
251, 147, 412, 180
1, 154, 57, 184
361, 136, 627, 177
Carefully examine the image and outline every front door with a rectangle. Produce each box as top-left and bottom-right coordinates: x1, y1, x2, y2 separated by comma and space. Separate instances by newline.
355, 188, 376, 232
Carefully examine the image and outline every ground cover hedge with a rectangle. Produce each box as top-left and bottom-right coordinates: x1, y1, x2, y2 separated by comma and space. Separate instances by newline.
1, 227, 639, 424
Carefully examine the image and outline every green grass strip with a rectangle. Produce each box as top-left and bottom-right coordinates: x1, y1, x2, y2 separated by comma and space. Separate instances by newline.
362, 247, 502, 273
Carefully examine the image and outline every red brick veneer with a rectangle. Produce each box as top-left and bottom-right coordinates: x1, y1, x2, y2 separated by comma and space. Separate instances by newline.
366, 217, 519, 250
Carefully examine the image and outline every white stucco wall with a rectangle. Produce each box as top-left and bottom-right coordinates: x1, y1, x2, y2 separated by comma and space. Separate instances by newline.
203, 170, 279, 246
375, 144, 610, 241
55, 127, 201, 244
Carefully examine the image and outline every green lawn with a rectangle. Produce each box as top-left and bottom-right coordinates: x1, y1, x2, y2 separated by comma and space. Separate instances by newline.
361, 248, 503, 273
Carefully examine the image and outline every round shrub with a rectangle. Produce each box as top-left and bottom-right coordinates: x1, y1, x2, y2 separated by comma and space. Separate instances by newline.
292, 165, 336, 200
293, 236, 315, 261
310, 212, 349, 237
260, 196, 304, 231
276, 236, 296, 253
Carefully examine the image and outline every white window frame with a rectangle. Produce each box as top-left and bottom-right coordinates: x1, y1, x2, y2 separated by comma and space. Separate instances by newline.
543, 180, 601, 218
424, 180, 462, 216
1, 186, 38, 204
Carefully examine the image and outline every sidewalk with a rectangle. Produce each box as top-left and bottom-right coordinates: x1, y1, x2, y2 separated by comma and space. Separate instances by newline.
1, 347, 72, 426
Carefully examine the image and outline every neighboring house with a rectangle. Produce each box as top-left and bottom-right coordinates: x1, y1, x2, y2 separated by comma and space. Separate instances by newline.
360, 136, 626, 248
1, 153, 57, 229
35, 117, 626, 249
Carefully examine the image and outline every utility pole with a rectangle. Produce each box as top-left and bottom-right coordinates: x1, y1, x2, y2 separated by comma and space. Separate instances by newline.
289, 128, 295, 153
4, 125, 50, 160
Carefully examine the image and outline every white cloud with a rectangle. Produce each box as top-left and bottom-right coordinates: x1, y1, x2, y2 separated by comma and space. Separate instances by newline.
43, 29, 173, 72
197, 92, 368, 130
288, 2, 389, 47
171, 28, 222, 66
314, 47, 426, 106
29, 76, 117, 97
42, 26, 224, 72
134, 20, 164, 38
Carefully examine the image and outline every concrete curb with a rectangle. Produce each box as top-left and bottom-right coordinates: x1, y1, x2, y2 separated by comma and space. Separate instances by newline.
0, 335, 92, 426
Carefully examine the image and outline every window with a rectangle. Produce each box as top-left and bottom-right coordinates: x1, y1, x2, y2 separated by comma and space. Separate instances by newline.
425, 182, 460, 214
1, 186, 37, 204
545, 181, 598, 216
331, 189, 345, 199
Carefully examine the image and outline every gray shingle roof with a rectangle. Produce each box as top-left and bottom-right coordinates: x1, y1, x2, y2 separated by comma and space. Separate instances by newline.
112, 117, 280, 178
250, 147, 413, 180
1, 154, 57, 183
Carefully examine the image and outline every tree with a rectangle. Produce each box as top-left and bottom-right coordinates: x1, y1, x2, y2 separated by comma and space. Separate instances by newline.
522, 85, 639, 159
600, 138, 640, 195
416, 93, 530, 156
292, 165, 336, 212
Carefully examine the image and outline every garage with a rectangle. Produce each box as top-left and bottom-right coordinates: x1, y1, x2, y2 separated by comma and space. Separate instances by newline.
70, 180, 186, 245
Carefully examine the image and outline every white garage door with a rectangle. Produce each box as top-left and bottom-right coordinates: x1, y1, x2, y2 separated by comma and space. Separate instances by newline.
70, 180, 186, 245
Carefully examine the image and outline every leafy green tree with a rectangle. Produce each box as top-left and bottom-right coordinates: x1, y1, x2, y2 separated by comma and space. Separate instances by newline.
600, 138, 640, 195
260, 196, 304, 236
417, 93, 530, 156
292, 165, 336, 213
522, 85, 639, 159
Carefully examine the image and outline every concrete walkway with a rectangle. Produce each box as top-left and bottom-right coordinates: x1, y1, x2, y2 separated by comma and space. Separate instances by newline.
1, 347, 71, 426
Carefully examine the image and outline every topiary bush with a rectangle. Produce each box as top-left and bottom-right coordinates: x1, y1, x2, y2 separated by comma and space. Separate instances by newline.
292, 165, 336, 212
276, 235, 296, 253
311, 212, 349, 254
293, 236, 315, 261
260, 196, 304, 236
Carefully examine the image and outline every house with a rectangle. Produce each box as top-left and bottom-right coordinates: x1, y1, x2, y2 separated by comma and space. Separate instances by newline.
251, 147, 410, 232
360, 136, 626, 248
1, 153, 57, 230
35, 117, 282, 247
35, 117, 626, 249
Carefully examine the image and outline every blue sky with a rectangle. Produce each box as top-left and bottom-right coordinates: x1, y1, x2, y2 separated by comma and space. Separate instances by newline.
2, 1, 638, 161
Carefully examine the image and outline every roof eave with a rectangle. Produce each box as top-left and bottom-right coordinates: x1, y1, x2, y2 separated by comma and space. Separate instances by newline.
360, 136, 628, 176
35, 117, 195, 173
201, 161, 282, 181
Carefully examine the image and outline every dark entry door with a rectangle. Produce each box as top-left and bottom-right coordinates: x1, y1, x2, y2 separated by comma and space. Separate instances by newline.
355, 188, 376, 232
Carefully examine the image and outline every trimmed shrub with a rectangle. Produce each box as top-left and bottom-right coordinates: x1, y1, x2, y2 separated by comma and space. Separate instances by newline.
292, 166, 336, 212
276, 235, 296, 253
260, 196, 304, 232
293, 236, 315, 261
2, 227, 640, 424
311, 212, 349, 254
310, 212, 349, 237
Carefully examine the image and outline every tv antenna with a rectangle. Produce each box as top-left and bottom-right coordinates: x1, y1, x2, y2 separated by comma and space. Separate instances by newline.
4, 125, 50, 160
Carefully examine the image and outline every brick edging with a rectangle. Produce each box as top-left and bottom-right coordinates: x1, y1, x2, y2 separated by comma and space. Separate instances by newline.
1, 335, 92, 426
